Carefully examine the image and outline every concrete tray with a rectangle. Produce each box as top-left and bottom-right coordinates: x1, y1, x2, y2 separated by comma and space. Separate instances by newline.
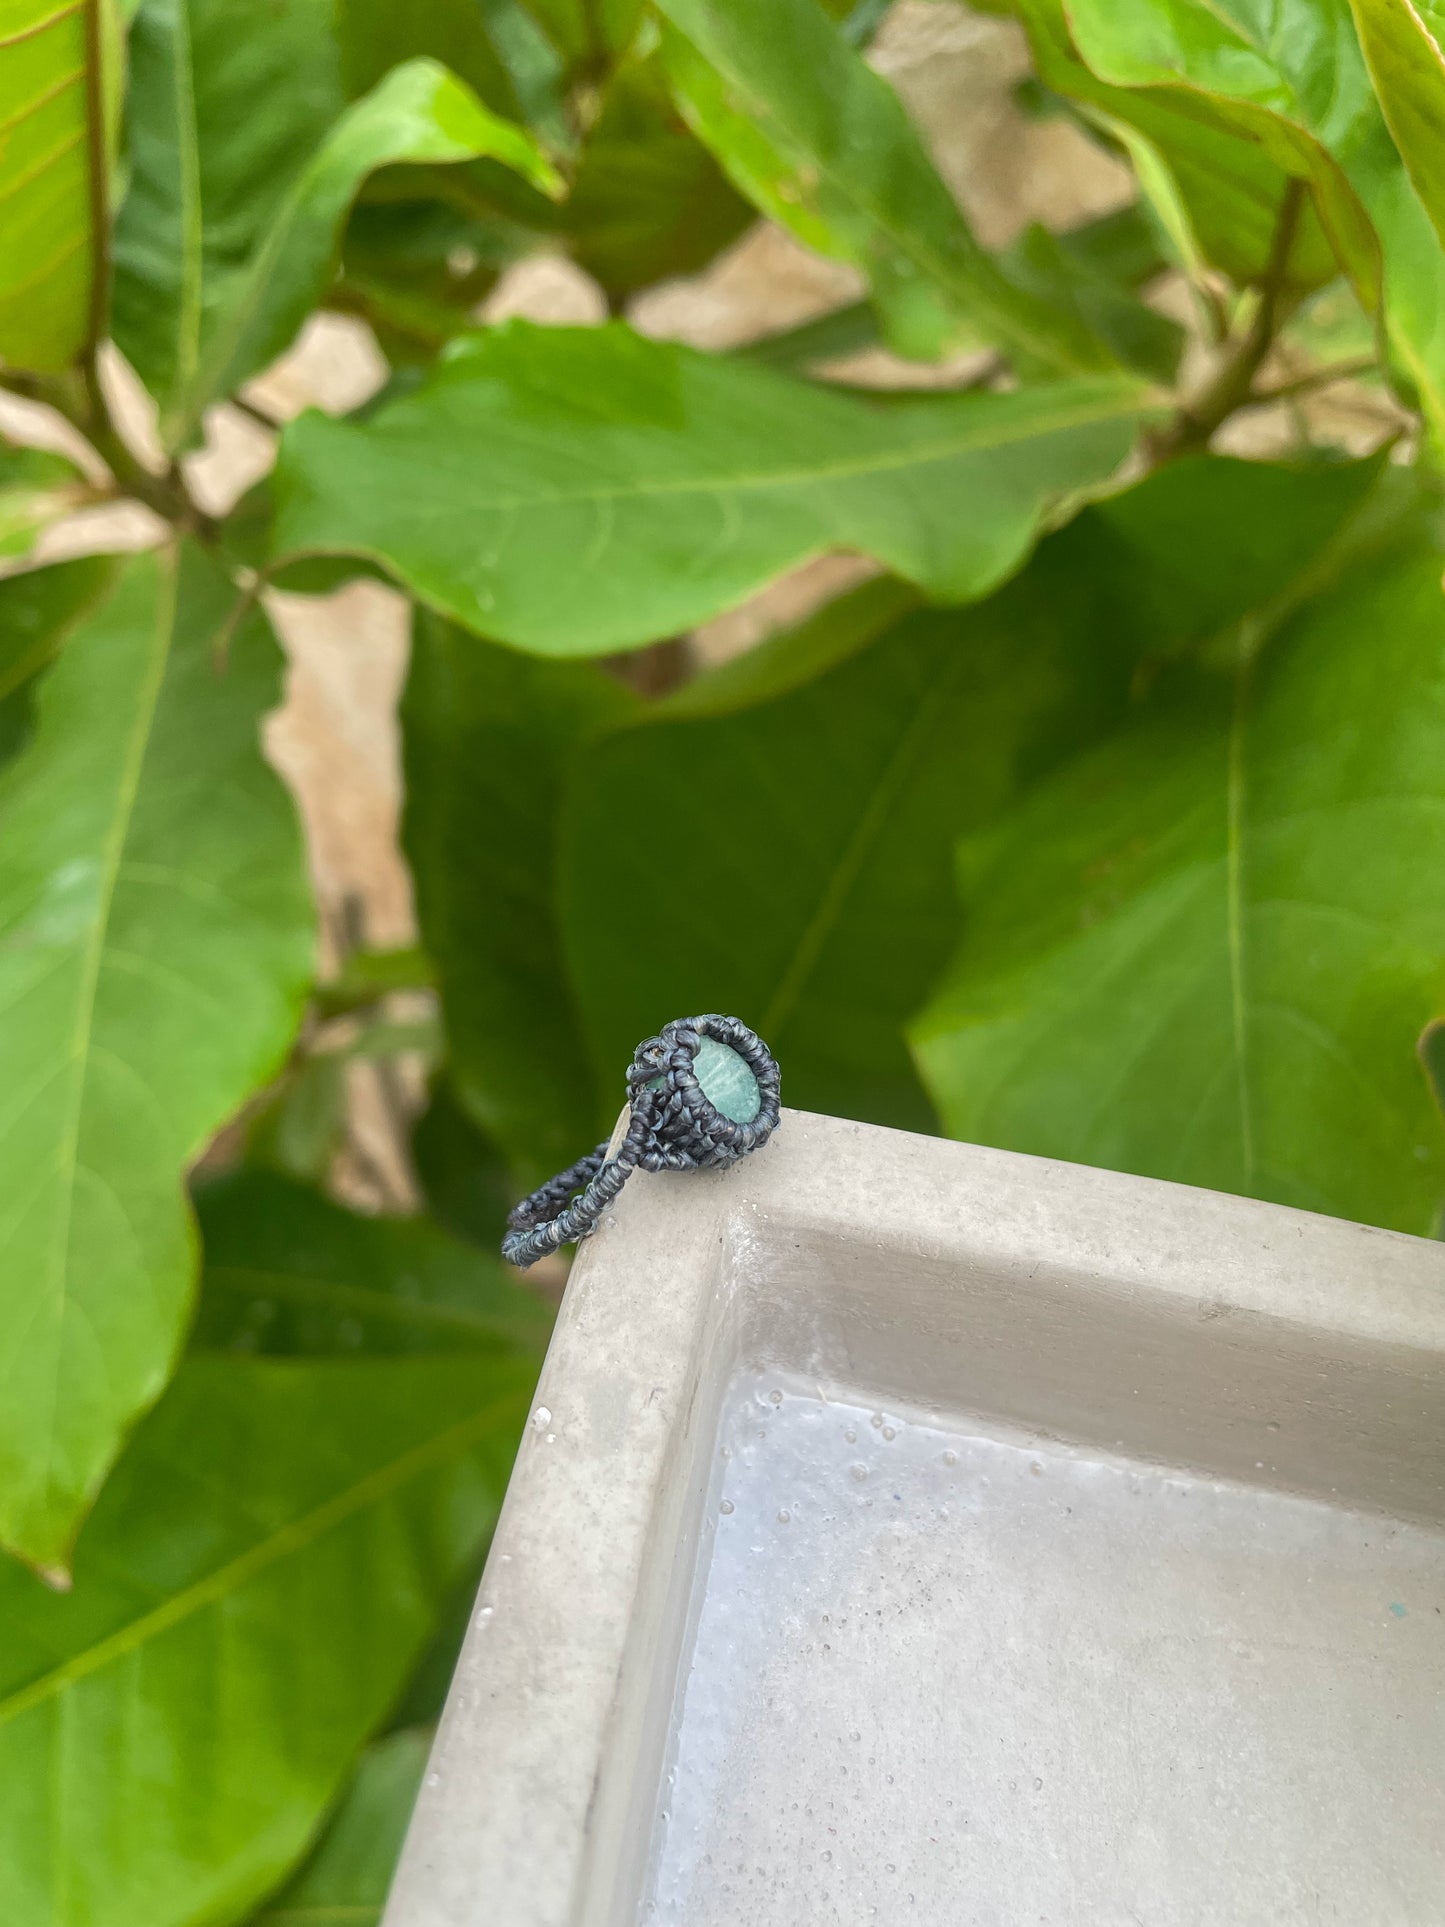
383, 1111, 1445, 1926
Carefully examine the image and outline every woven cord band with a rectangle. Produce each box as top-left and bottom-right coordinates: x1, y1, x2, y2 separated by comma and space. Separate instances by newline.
502, 1015, 781, 1269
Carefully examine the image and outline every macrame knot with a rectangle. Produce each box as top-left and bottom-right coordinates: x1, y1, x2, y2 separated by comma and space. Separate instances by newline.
502, 1014, 781, 1269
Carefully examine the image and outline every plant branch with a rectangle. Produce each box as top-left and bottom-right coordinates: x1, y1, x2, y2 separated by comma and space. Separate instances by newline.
77, 347, 217, 538
1149, 180, 1305, 462
227, 392, 285, 433
1249, 355, 1378, 406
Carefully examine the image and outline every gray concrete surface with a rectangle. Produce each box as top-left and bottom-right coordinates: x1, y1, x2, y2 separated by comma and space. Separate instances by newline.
383, 1110, 1445, 1926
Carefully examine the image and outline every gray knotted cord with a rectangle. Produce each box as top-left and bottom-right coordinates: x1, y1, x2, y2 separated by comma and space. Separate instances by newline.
502, 1014, 781, 1269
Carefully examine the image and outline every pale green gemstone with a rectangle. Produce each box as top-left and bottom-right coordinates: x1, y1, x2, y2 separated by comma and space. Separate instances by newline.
694, 1036, 761, 1122
649, 1036, 761, 1123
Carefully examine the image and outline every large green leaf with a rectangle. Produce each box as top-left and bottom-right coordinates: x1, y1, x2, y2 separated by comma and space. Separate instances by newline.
194, 1168, 555, 1356
558, 455, 1383, 1135
252, 1726, 433, 1927
0, 1351, 532, 1926
0, 544, 313, 1573
1349, 0, 1445, 252
403, 606, 637, 1176
114, 46, 559, 446
913, 481, 1445, 1234
272, 321, 1146, 656
0, 0, 121, 370
654, 0, 1111, 370
112, 0, 343, 429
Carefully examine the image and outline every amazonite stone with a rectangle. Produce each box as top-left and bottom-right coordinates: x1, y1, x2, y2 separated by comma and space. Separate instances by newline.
649, 1036, 761, 1123
694, 1036, 761, 1122
697, 1040, 762, 1125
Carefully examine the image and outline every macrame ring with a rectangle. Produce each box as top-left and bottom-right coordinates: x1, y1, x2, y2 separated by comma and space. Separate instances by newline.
502, 1014, 780, 1269
627, 1013, 782, 1169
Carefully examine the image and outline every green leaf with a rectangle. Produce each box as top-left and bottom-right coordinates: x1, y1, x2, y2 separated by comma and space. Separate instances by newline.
913, 478, 1445, 1235
243, 1044, 353, 1186
403, 605, 637, 1176
1061, 0, 1384, 311
739, 298, 882, 372
0, 440, 88, 559
336, 0, 521, 120
1065, 0, 1379, 152
317, 942, 435, 1017
0, 552, 116, 703
1349, 0, 1445, 252
558, 455, 1381, 1135
335, 197, 529, 360
514, 0, 641, 70
1050, 0, 1445, 439
1048, 202, 1173, 290
0, 544, 313, 1573
561, 53, 753, 304
251, 1726, 433, 1927
112, 0, 345, 423
1013, 0, 1347, 294
1076, 445, 1389, 648
411, 1076, 517, 1250
0, 0, 121, 370
272, 320, 1147, 656
114, 47, 560, 446
194, 1168, 555, 1357
0, 555, 118, 779
198, 61, 558, 414
654, 0, 1113, 371
1003, 218, 1183, 384
0, 1350, 532, 1925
